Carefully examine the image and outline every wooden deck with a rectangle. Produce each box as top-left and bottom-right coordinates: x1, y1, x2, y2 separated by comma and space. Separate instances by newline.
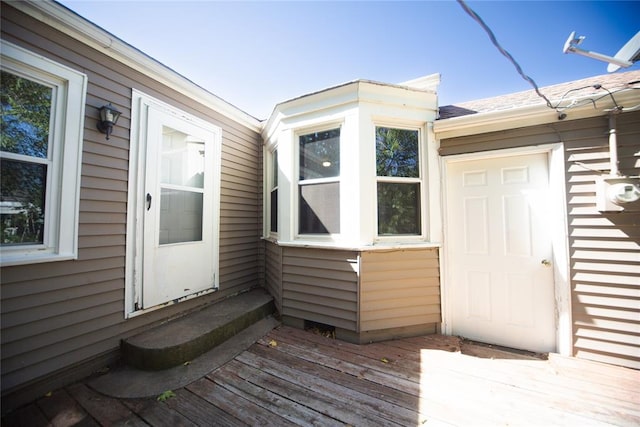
4, 325, 639, 426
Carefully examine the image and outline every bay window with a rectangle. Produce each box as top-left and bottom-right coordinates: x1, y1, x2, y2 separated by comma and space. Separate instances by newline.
262, 79, 438, 246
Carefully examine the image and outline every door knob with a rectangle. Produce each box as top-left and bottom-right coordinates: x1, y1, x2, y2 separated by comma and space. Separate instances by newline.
146, 193, 152, 211
541, 259, 551, 267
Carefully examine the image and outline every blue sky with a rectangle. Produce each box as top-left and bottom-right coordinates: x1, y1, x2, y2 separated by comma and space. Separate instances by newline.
58, 1, 639, 119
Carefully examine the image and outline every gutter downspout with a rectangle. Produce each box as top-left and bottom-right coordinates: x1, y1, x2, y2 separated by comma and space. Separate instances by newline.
608, 108, 622, 177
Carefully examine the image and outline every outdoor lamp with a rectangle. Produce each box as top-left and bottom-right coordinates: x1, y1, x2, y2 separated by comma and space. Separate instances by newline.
97, 103, 121, 140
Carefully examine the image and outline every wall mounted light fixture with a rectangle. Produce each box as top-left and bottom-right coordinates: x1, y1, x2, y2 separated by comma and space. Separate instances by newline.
97, 103, 121, 140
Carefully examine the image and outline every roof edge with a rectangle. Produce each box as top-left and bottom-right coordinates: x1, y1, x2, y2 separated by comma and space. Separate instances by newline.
14, 0, 262, 132
262, 79, 438, 141
434, 87, 640, 139
262, 81, 366, 142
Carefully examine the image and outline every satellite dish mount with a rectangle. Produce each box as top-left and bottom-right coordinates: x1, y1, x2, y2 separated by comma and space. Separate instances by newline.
563, 31, 640, 72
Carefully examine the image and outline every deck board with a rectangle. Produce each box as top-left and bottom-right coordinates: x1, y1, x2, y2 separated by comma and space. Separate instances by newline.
122, 397, 198, 427
3, 325, 638, 426
36, 388, 98, 427
65, 383, 146, 426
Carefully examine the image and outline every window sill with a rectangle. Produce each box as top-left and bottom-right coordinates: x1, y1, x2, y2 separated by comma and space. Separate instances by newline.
270, 240, 441, 252
0, 251, 76, 267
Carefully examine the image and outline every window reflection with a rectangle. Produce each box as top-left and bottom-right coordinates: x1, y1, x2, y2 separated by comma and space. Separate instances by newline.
0, 159, 47, 245
0, 71, 52, 158
0, 70, 52, 246
298, 128, 340, 234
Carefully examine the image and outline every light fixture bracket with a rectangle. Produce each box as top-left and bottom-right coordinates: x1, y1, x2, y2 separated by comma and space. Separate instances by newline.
97, 103, 121, 140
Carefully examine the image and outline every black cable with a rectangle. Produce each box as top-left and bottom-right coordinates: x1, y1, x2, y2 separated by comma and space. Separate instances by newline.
456, 0, 555, 109
556, 84, 638, 112
596, 85, 620, 109
551, 85, 597, 110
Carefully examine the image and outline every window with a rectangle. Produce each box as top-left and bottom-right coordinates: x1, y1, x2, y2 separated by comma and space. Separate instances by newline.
0, 41, 87, 265
269, 149, 278, 233
298, 128, 340, 234
376, 126, 421, 235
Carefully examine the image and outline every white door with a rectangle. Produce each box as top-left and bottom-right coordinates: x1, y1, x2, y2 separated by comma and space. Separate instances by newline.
142, 107, 220, 308
446, 152, 556, 353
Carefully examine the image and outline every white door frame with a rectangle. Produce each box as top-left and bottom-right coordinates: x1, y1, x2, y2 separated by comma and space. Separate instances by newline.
441, 143, 572, 356
124, 89, 221, 318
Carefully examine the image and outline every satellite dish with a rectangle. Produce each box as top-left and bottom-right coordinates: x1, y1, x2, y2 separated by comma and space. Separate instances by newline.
563, 30, 640, 72
607, 31, 640, 72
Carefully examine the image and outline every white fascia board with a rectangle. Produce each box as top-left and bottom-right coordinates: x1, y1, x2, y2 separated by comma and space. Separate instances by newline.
262, 82, 360, 142
434, 89, 640, 140
15, 0, 262, 133
262, 80, 438, 142
435, 103, 559, 140
358, 81, 437, 112
398, 73, 441, 91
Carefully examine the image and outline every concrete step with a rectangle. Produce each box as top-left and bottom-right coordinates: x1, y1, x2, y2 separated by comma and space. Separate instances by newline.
122, 288, 275, 371
90, 315, 281, 398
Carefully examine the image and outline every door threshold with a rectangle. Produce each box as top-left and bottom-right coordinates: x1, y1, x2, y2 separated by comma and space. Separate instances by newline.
460, 338, 549, 360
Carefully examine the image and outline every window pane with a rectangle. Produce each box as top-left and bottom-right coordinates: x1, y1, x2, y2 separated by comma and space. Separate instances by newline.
0, 159, 46, 245
376, 127, 419, 178
159, 188, 203, 244
300, 128, 340, 180
377, 182, 420, 235
161, 127, 205, 188
272, 150, 278, 188
0, 71, 52, 158
270, 189, 278, 233
299, 182, 340, 234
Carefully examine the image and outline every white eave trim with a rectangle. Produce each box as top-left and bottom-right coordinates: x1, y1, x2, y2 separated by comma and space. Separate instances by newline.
262, 80, 437, 142
434, 88, 640, 140
14, 0, 262, 132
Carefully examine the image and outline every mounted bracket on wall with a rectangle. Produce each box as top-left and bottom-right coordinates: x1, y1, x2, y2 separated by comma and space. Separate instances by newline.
595, 176, 640, 212
97, 103, 121, 140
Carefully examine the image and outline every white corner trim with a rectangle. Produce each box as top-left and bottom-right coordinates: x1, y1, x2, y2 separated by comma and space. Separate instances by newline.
13, 0, 262, 132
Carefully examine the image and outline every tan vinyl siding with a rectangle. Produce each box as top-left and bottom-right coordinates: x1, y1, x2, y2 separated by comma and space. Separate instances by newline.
439, 111, 640, 369
1, 3, 262, 402
564, 111, 640, 369
360, 248, 441, 331
264, 241, 283, 313
281, 247, 359, 331
438, 123, 560, 157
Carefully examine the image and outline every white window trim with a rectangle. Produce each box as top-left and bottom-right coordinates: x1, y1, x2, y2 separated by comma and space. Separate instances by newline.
373, 123, 428, 243
0, 40, 87, 266
264, 145, 279, 239
294, 123, 343, 241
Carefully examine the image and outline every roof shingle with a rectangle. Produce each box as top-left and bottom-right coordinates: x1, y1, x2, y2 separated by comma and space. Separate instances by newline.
438, 70, 640, 119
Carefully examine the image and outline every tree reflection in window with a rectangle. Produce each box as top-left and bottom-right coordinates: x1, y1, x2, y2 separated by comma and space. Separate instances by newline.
376, 127, 421, 235
1, 71, 52, 245
376, 127, 418, 177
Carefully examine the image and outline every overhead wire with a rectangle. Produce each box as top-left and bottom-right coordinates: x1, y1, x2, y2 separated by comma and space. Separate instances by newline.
555, 83, 640, 112
457, 0, 640, 118
456, 0, 555, 110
